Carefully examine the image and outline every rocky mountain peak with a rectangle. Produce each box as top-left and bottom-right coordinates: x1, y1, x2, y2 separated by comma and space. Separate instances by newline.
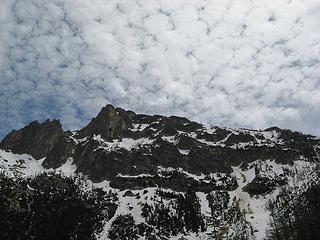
76, 104, 134, 140
0, 119, 64, 159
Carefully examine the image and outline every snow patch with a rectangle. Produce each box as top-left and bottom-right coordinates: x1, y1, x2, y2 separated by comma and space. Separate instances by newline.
0, 150, 44, 177
93, 135, 155, 151
55, 158, 77, 176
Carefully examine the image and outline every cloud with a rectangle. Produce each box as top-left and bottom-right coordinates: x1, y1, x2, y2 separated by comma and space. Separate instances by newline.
0, 0, 320, 138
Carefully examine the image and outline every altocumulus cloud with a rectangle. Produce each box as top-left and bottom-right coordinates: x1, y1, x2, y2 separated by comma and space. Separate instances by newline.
0, 0, 320, 138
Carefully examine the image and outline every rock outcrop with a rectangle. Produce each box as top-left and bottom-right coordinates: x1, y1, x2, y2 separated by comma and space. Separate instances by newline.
0, 119, 64, 159
42, 133, 75, 169
76, 104, 133, 140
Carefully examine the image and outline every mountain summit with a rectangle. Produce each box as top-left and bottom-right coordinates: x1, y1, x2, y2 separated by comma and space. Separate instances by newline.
77, 104, 135, 140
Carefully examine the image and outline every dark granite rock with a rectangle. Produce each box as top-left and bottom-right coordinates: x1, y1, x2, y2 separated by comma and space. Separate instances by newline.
42, 133, 75, 169
151, 138, 181, 167
243, 176, 287, 196
177, 135, 202, 150
187, 146, 232, 174
165, 116, 202, 132
264, 126, 281, 132
110, 171, 238, 192
72, 138, 157, 181
0, 119, 64, 159
225, 133, 256, 146
133, 114, 163, 125
77, 104, 133, 140
160, 124, 179, 136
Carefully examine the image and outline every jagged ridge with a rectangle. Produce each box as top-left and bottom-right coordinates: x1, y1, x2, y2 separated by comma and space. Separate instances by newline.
1, 104, 319, 191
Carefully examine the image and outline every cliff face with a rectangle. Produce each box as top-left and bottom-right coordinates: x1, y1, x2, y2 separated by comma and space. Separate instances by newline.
76, 104, 134, 140
1, 104, 319, 190
0, 119, 64, 159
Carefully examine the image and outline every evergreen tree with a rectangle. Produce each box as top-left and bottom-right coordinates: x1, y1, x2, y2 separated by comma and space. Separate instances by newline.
207, 191, 229, 235
0, 172, 117, 240
108, 214, 138, 240
181, 189, 205, 233
266, 181, 320, 240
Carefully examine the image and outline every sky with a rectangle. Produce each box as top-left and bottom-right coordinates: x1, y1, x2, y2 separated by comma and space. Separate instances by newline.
0, 0, 320, 139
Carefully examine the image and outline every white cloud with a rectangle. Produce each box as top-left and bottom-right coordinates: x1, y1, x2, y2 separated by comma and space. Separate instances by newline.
0, 0, 319, 138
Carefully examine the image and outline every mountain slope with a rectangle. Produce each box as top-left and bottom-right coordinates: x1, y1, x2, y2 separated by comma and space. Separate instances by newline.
1, 104, 319, 239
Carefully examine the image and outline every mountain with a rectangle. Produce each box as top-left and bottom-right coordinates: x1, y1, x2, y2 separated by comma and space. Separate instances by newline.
1, 104, 320, 240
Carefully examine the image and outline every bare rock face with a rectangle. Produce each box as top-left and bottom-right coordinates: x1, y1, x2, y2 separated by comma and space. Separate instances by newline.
42, 133, 75, 169
77, 104, 134, 140
225, 133, 256, 146
0, 119, 64, 159
243, 176, 287, 196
